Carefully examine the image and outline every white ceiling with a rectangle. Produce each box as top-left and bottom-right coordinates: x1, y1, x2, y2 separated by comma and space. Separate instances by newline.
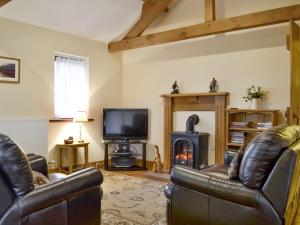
0, 0, 143, 43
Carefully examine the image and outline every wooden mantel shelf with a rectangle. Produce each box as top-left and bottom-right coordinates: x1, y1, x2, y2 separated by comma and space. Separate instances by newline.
160, 92, 229, 98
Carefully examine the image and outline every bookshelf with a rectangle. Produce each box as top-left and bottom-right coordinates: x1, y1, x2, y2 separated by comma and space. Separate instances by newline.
226, 109, 279, 151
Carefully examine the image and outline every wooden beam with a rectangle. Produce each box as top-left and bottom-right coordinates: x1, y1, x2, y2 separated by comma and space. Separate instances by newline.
0, 0, 11, 7
141, 0, 155, 17
124, 0, 172, 39
109, 4, 300, 52
205, 0, 215, 22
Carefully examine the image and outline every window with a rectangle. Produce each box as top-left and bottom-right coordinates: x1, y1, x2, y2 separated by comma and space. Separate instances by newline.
54, 54, 89, 118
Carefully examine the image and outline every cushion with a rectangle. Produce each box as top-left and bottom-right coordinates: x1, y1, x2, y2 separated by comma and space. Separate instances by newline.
228, 145, 247, 180
0, 134, 34, 196
239, 125, 298, 189
32, 170, 50, 188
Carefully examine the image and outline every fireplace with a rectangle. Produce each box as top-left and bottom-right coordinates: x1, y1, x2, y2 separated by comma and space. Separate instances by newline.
161, 92, 228, 170
170, 114, 209, 170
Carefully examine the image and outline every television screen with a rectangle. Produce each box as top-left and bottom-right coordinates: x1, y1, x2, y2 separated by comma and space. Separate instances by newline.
103, 108, 148, 140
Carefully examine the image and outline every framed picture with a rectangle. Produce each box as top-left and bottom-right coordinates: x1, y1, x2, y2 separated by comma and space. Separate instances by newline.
0, 56, 20, 83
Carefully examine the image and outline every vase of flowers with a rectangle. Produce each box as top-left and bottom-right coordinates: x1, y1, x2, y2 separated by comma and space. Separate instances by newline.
243, 85, 266, 109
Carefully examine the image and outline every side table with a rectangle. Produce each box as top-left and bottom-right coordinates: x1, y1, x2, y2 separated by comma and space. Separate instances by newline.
57, 142, 89, 173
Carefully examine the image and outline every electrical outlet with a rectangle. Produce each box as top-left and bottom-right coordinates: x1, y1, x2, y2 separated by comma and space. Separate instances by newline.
211, 145, 215, 151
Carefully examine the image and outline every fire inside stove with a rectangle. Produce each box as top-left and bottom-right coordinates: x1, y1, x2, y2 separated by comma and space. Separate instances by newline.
175, 148, 193, 160
174, 144, 194, 167
175, 151, 193, 160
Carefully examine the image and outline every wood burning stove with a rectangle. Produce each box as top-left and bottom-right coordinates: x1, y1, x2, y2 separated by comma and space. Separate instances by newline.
170, 114, 209, 170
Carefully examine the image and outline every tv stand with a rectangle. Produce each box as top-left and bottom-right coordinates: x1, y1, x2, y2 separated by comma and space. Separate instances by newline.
103, 140, 147, 171
121, 138, 129, 143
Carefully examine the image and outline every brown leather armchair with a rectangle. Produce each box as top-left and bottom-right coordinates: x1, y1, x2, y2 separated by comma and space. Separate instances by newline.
0, 134, 103, 225
165, 125, 300, 225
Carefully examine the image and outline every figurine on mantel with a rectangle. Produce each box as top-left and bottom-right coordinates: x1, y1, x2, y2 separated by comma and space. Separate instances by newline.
153, 145, 163, 173
209, 78, 218, 92
171, 81, 179, 94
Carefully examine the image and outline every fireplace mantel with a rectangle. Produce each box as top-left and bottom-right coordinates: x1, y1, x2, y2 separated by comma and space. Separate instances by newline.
160, 92, 229, 98
161, 92, 229, 170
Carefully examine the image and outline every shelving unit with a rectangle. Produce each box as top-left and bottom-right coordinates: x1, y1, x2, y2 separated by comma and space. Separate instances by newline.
226, 109, 279, 151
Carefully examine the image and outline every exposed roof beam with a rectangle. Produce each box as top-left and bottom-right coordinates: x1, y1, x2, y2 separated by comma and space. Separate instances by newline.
109, 4, 300, 52
123, 0, 172, 39
205, 0, 215, 22
0, 0, 11, 7
141, 0, 156, 17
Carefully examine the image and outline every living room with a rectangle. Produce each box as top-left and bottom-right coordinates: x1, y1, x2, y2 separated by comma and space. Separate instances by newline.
0, 0, 300, 225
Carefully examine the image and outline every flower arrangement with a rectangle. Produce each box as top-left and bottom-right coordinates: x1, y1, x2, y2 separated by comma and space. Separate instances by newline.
243, 85, 266, 102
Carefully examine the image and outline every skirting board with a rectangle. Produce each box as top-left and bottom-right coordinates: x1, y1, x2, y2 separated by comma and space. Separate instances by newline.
50, 160, 155, 173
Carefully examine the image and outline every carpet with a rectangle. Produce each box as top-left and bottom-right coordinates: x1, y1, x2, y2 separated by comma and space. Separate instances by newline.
142, 171, 170, 183
101, 172, 167, 225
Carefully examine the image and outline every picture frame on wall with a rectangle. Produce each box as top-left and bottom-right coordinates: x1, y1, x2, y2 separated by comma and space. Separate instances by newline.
0, 56, 20, 83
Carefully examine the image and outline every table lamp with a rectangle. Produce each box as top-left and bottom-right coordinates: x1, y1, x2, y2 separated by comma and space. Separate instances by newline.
73, 111, 88, 143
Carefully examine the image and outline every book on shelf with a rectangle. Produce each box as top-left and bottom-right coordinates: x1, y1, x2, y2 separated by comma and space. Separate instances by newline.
257, 122, 273, 129
230, 132, 248, 144
229, 122, 251, 128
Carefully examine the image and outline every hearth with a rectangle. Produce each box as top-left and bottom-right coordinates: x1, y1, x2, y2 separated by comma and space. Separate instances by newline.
170, 114, 209, 170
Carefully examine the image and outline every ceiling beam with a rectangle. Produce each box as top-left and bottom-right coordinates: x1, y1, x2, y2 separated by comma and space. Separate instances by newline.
205, 0, 215, 22
0, 0, 11, 7
123, 0, 172, 39
141, 0, 156, 17
109, 4, 300, 52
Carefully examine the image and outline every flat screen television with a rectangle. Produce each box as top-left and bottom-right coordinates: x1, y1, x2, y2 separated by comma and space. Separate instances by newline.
103, 108, 148, 141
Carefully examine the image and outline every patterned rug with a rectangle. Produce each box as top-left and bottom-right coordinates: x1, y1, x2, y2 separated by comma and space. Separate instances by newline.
101, 172, 167, 225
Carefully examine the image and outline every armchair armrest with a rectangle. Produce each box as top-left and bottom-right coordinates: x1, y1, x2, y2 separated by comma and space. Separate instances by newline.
19, 168, 103, 216
27, 154, 48, 177
171, 166, 260, 208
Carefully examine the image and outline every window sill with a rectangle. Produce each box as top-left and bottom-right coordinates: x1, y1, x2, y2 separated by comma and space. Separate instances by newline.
49, 118, 94, 123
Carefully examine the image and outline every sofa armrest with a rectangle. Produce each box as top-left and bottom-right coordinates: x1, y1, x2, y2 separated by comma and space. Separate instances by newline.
27, 154, 48, 177
224, 150, 237, 166
171, 166, 260, 207
19, 168, 103, 216
164, 183, 173, 200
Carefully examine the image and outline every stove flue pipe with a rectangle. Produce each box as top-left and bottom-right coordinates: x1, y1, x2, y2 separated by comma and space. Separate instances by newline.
186, 114, 200, 133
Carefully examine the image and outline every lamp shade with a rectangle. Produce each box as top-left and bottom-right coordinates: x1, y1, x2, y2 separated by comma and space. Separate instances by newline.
73, 111, 88, 122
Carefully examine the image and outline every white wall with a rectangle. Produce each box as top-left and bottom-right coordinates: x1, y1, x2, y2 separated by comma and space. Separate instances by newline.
0, 17, 122, 164
122, 0, 294, 161
0, 118, 48, 156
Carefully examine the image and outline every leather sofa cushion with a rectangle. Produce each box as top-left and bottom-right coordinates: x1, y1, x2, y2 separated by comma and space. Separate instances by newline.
32, 171, 50, 187
228, 145, 246, 180
201, 164, 229, 180
0, 134, 33, 196
239, 125, 299, 189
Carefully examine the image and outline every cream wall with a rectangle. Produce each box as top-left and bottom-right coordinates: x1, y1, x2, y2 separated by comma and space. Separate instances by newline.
122, 0, 294, 161
0, 17, 122, 164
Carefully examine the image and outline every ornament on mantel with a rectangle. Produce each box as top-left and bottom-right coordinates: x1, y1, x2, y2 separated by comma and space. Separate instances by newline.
209, 78, 218, 92
171, 81, 179, 94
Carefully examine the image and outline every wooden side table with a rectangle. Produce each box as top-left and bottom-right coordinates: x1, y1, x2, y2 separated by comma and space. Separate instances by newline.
57, 142, 89, 173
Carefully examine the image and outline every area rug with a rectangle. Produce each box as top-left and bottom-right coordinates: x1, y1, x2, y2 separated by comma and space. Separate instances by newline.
142, 171, 170, 183
101, 172, 167, 225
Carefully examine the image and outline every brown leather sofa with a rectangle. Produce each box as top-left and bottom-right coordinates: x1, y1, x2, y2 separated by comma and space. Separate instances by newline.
165, 125, 300, 225
0, 134, 103, 225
